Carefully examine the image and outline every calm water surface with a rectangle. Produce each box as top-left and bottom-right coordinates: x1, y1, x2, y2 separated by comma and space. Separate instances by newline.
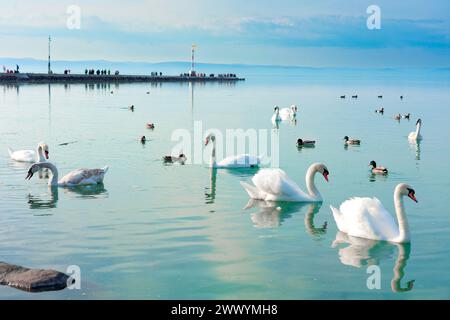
0, 70, 449, 299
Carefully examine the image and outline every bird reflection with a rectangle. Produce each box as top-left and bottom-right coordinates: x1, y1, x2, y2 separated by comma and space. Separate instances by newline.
205, 168, 217, 204
28, 187, 59, 210
27, 184, 108, 210
332, 232, 414, 293
368, 172, 389, 182
409, 140, 421, 161
244, 200, 325, 232
205, 167, 258, 204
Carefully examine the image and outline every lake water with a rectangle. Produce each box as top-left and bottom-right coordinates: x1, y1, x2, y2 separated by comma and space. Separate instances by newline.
1, 68, 449, 299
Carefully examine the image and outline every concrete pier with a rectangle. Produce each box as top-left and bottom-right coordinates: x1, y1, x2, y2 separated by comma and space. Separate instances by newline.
0, 72, 245, 83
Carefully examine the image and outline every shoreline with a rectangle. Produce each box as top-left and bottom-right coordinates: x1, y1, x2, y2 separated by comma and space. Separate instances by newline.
0, 73, 245, 83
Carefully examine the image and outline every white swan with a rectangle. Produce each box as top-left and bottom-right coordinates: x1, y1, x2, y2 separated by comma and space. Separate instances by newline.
279, 105, 298, 120
240, 163, 329, 202
408, 119, 422, 141
330, 183, 417, 243
8, 142, 49, 163
271, 106, 282, 124
26, 162, 109, 187
204, 134, 261, 168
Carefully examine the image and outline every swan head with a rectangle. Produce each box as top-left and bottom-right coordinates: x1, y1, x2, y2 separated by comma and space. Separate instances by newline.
204, 134, 216, 146
38, 142, 49, 159
311, 163, 329, 182
26, 162, 44, 180
369, 160, 377, 168
274, 106, 279, 112
396, 183, 418, 203
416, 118, 422, 125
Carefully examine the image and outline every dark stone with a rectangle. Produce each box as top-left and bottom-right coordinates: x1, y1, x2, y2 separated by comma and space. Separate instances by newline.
0, 262, 70, 292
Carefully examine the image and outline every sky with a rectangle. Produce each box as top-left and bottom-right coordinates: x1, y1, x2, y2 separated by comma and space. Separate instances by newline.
0, 0, 449, 67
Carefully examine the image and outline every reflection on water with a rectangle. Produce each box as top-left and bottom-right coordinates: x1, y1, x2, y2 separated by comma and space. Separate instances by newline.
28, 187, 59, 211
27, 184, 108, 211
244, 200, 325, 232
368, 172, 389, 182
205, 168, 217, 204
409, 140, 421, 161
332, 232, 414, 293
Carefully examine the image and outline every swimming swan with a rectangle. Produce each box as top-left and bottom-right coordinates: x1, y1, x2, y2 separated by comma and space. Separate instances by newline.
8, 142, 49, 163
26, 162, 108, 187
240, 163, 329, 202
330, 183, 417, 243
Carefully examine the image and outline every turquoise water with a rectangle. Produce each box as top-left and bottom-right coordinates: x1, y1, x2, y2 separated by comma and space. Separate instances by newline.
0, 70, 450, 299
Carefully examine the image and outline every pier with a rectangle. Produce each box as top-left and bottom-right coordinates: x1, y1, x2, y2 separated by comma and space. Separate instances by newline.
0, 72, 245, 84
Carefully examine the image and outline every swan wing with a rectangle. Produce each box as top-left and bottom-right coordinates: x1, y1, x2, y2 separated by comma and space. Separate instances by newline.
9, 149, 35, 162
216, 154, 260, 168
59, 167, 108, 186
251, 168, 308, 201
336, 197, 399, 241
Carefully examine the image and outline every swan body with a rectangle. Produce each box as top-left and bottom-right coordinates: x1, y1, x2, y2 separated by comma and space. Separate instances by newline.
408, 119, 422, 141
369, 160, 388, 174
330, 183, 417, 243
240, 163, 329, 202
26, 162, 108, 187
344, 136, 360, 145
271, 106, 282, 124
279, 105, 298, 120
8, 142, 49, 163
205, 134, 261, 168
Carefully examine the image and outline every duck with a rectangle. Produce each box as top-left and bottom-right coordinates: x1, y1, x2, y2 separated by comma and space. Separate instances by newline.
8, 142, 50, 163
240, 163, 329, 202
140, 136, 147, 144
408, 118, 422, 141
352, 95, 358, 99
369, 160, 388, 174
297, 138, 315, 147
271, 106, 282, 124
378, 95, 383, 99
279, 105, 298, 120
330, 183, 417, 243
163, 153, 187, 164
26, 162, 108, 187
394, 114, 401, 121
146, 123, 155, 129
129, 105, 135, 111
400, 95, 404, 100
375, 107, 384, 114
343, 136, 361, 145
340, 95, 346, 99
205, 134, 262, 168
403, 113, 410, 120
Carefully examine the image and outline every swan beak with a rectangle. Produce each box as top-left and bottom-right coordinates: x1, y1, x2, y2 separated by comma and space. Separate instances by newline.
25, 170, 33, 180
323, 172, 329, 182
204, 139, 209, 146
408, 193, 418, 203
45, 151, 49, 159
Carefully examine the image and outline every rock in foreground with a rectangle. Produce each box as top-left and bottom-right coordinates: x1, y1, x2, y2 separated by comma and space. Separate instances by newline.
0, 262, 71, 292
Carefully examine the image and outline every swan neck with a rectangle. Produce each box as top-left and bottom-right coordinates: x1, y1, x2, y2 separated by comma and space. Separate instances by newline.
36, 145, 45, 162
394, 189, 410, 242
41, 162, 59, 186
415, 122, 421, 136
210, 139, 216, 167
306, 166, 321, 200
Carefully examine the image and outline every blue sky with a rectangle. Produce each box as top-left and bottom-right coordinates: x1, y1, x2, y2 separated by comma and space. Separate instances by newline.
0, 0, 449, 67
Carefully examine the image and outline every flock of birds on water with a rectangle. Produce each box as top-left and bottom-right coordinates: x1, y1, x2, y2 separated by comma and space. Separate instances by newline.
7, 92, 423, 245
